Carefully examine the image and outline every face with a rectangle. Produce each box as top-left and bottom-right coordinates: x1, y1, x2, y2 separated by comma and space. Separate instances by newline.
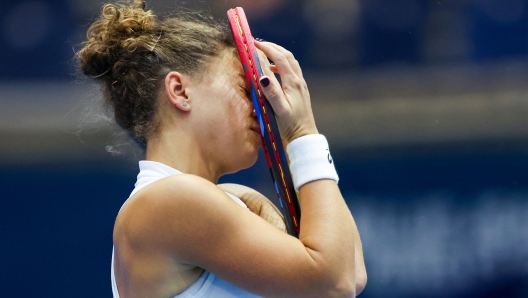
188, 49, 261, 174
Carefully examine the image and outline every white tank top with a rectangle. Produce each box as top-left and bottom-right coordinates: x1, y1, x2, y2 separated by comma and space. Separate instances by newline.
111, 160, 262, 298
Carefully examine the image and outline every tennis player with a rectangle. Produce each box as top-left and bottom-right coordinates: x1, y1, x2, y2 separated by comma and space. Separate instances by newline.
78, 1, 366, 297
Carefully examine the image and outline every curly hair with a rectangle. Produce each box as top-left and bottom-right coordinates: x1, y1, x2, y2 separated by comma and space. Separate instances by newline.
78, 0, 234, 146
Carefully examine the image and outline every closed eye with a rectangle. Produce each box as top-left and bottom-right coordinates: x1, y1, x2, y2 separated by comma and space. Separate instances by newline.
239, 85, 251, 97
238, 74, 250, 97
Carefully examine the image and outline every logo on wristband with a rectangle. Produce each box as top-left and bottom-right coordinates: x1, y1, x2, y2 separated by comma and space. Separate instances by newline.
326, 149, 333, 164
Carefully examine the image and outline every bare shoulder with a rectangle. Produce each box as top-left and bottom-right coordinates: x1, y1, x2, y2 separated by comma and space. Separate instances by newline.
113, 174, 246, 253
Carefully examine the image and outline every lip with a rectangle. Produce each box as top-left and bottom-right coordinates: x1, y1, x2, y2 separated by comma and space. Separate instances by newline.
250, 126, 261, 137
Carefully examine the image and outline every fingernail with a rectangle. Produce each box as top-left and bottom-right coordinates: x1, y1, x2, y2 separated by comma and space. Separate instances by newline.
260, 77, 270, 87
255, 37, 266, 42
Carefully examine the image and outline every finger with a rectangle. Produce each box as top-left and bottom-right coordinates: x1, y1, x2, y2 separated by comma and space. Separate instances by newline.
255, 48, 283, 99
255, 40, 298, 83
256, 48, 276, 80
264, 42, 303, 78
259, 76, 288, 116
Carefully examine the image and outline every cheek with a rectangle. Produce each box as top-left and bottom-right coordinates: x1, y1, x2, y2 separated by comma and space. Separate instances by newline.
225, 89, 251, 125
204, 80, 252, 137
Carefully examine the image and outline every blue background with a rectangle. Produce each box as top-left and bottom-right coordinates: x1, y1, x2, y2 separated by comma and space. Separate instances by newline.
2, 0, 528, 297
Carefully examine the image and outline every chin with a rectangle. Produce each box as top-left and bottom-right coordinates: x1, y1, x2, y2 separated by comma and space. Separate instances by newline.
241, 147, 260, 169
225, 147, 259, 174
246, 148, 260, 168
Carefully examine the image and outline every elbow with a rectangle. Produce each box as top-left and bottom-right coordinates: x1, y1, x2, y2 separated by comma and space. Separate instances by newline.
323, 277, 355, 298
304, 250, 367, 297
330, 274, 367, 298
325, 269, 367, 298
355, 271, 367, 295
355, 257, 368, 295
317, 268, 357, 298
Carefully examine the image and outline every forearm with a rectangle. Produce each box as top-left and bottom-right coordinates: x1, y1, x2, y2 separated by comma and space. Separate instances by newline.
254, 40, 364, 295
298, 179, 356, 292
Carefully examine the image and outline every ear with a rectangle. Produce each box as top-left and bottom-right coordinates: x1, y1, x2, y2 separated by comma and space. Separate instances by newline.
164, 71, 191, 111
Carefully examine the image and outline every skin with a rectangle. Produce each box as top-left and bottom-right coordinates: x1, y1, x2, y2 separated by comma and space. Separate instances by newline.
112, 41, 366, 298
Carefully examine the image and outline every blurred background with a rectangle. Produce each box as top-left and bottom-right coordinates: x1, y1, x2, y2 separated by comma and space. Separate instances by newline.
1, 0, 528, 297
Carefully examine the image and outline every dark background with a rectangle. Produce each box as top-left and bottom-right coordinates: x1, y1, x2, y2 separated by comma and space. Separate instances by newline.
1, 0, 528, 297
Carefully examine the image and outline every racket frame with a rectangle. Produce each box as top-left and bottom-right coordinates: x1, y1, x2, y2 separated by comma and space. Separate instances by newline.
227, 7, 301, 237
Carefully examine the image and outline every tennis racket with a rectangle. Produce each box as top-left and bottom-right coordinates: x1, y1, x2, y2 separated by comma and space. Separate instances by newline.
227, 7, 301, 237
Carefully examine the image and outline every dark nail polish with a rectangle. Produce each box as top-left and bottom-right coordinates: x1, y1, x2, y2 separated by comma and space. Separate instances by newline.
260, 77, 270, 87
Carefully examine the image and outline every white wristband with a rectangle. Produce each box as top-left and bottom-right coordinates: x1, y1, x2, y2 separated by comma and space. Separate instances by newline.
286, 134, 339, 191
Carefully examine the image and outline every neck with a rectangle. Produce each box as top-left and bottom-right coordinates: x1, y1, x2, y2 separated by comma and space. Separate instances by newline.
145, 127, 222, 184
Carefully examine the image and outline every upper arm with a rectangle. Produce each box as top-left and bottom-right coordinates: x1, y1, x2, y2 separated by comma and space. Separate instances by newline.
134, 175, 343, 297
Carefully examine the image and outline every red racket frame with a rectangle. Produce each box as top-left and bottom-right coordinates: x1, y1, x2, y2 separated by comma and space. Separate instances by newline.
227, 7, 301, 237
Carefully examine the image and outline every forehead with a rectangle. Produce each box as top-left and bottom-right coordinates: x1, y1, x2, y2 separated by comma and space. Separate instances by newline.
205, 49, 245, 84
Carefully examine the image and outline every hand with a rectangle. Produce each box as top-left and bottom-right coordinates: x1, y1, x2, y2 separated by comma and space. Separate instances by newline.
254, 40, 319, 143
217, 183, 287, 233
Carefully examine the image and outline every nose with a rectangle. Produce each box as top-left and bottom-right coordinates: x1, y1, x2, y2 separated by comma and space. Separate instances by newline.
252, 108, 257, 118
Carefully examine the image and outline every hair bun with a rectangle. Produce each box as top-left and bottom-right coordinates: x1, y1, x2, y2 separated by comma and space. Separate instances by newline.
78, 1, 156, 80
77, 2, 234, 146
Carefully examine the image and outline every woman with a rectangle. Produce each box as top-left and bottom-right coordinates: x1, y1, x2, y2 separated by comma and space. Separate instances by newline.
78, 1, 366, 297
